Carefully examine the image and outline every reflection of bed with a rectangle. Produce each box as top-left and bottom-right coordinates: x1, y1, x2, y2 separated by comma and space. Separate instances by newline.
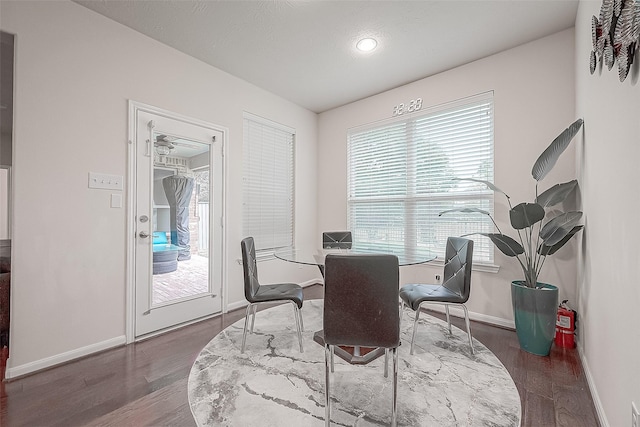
153, 232, 180, 274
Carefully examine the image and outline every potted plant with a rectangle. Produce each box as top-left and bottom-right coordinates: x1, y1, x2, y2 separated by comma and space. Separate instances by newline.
441, 118, 584, 356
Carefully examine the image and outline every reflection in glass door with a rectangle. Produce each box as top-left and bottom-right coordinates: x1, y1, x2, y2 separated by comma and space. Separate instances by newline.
151, 137, 210, 305
132, 105, 223, 338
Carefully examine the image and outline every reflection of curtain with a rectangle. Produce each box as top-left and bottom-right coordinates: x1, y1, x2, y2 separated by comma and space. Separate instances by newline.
162, 176, 194, 261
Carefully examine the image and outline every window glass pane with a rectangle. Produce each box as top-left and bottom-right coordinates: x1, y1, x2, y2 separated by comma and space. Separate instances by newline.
348, 93, 494, 263
243, 115, 294, 253
350, 200, 406, 251
348, 122, 407, 198
415, 197, 494, 261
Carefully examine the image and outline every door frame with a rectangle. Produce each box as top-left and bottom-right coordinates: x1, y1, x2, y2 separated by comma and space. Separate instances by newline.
126, 100, 229, 343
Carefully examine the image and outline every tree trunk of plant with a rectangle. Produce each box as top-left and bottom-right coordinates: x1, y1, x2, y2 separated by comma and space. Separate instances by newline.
524, 266, 537, 288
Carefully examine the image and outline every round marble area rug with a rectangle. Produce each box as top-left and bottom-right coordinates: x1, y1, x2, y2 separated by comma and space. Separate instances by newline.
188, 299, 521, 426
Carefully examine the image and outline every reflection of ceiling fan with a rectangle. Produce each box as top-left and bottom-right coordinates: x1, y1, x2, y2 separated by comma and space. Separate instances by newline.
154, 134, 175, 156
154, 133, 207, 159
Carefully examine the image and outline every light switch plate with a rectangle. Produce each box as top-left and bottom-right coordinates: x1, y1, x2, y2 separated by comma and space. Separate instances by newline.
89, 172, 123, 190
111, 193, 122, 208
632, 402, 638, 427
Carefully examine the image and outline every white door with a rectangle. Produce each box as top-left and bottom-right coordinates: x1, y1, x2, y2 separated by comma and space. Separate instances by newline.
131, 104, 224, 338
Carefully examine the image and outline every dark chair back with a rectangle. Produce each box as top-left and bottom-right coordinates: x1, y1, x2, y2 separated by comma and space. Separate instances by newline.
323, 254, 399, 348
322, 231, 353, 249
442, 237, 474, 301
240, 237, 261, 302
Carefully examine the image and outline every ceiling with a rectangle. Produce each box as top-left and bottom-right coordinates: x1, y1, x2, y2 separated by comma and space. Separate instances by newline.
77, 2, 576, 113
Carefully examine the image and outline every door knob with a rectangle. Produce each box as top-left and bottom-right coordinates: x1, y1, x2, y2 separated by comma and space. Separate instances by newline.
139, 231, 150, 238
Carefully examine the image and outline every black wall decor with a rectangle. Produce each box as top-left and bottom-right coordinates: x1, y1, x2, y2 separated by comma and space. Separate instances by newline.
590, 0, 640, 81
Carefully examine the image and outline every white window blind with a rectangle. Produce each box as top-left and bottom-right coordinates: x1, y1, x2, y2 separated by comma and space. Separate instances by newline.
347, 92, 495, 263
243, 113, 294, 254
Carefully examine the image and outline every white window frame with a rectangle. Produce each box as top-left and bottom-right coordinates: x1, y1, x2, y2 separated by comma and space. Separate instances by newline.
347, 92, 496, 267
242, 112, 295, 257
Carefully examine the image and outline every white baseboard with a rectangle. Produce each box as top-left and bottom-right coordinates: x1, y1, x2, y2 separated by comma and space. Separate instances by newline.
227, 299, 249, 312
5, 335, 126, 380
578, 344, 609, 427
419, 304, 515, 330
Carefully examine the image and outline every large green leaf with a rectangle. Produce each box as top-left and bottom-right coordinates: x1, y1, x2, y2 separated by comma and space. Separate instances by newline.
539, 211, 583, 246
439, 207, 490, 216
536, 180, 578, 208
452, 177, 510, 199
472, 233, 524, 257
538, 225, 584, 255
531, 119, 583, 182
510, 203, 545, 229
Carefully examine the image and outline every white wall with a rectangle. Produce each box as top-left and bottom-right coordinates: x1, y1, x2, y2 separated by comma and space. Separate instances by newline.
575, 2, 640, 427
1, 0, 318, 376
318, 29, 577, 326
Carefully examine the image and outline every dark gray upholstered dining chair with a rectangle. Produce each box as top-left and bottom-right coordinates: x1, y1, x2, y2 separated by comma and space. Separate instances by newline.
399, 237, 475, 355
318, 231, 352, 277
322, 231, 353, 249
240, 237, 304, 353
323, 254, 400, 427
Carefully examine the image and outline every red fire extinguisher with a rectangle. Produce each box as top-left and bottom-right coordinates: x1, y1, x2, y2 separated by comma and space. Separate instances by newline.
555, 300, 577, 348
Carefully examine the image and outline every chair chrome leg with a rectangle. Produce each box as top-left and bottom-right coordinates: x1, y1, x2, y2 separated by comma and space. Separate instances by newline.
325, 344, 332, 426
241, 304, 253, 353
299, 307, 304, 332
391, 347, 398, 427
445, 305, 452, 335
410, 306, 421, 355
462, 304, 475, 354
292, 302, 304, 353
330, 346, 334, 373
250, 304, 257, 333
384, 348, 389, 378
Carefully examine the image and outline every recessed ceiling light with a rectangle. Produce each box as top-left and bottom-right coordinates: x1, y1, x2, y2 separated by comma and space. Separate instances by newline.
356, 38, 378, 52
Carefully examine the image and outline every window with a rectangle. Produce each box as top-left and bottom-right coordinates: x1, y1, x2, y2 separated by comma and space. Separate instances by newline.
242, 113, 295, 255
347, 92, 494, 264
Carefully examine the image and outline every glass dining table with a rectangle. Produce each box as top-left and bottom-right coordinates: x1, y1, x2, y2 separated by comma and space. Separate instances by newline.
274, 245, 437, 365
274, 245, 436, 268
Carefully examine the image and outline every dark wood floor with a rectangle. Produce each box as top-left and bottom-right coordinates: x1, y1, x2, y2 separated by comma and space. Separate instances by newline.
1, 284, 600, 426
